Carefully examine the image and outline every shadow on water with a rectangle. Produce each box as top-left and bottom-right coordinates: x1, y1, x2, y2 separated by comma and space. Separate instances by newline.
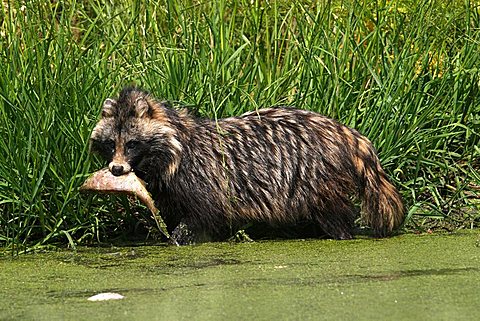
45, 266, 480, 301
46, 286, 195, 299
343, 267, 480, 282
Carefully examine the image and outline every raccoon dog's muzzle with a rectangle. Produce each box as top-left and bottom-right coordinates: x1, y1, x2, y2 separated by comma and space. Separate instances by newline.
109, 161, 132, 176
108, 137, 133, 176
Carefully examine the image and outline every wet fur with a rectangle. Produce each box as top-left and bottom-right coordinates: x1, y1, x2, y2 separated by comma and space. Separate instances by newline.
90, 87, 405, 242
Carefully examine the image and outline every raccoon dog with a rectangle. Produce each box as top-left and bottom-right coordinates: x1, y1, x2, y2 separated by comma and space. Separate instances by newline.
90, 87, 405, 242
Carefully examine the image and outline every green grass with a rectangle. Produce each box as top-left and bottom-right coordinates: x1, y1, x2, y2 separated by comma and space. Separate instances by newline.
0, 0, 479, 250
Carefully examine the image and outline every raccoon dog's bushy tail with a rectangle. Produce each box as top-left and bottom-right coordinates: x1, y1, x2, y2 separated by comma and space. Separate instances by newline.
360, 158, 405, 237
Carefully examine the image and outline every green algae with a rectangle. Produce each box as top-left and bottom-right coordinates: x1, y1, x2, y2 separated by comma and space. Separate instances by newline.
1, 232, 480, 321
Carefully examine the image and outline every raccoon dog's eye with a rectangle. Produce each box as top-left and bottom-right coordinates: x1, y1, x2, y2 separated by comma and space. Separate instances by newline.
104, 139, 115, 152
91, 138, 115, 161
126, 140, 140, 150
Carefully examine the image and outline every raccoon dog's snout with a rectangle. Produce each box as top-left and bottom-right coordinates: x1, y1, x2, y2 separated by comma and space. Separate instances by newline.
110, 165, 125, 176
108, 162, 131, 176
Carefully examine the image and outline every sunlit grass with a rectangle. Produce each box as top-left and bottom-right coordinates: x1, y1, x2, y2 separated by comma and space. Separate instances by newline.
0, 0, 479, 250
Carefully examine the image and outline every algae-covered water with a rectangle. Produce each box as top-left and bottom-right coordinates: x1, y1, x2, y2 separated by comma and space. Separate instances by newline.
1, 232, 480, 321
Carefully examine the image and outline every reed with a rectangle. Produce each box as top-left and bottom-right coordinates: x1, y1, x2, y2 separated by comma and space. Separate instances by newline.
1, 0, 478, 250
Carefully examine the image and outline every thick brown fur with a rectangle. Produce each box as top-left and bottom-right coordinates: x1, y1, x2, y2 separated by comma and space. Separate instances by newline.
90, 87, 405, 242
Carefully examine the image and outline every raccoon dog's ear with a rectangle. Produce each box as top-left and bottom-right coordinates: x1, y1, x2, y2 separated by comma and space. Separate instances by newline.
134, 96, 151, 118
101, 98, 117, 118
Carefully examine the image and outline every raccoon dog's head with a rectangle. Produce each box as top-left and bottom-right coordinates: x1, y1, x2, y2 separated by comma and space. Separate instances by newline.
90, 87, 182, 178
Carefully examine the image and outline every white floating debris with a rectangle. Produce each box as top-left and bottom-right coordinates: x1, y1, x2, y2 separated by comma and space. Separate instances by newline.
87, 292, 125, 301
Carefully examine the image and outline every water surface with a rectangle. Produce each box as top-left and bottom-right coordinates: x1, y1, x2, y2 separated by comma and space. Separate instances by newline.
1, 232, 479, 320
